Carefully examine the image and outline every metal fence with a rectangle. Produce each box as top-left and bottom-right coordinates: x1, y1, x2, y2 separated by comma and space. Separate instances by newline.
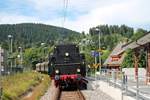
95, 69, 150, 100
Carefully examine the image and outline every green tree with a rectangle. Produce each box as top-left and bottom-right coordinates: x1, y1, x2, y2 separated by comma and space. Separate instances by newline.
131, 28, 147, 41
138, 49, 146, 68
122, 49, 146, 68
101, 50, 110, 63
122, 49, 134, 68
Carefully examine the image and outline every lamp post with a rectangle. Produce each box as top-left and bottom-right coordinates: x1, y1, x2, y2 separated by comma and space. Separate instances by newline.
8, 35, 13, 53
18, 47, 23, 69
95, 28, 101, 74
41, 43, 45, 61
8, 35, 13, 73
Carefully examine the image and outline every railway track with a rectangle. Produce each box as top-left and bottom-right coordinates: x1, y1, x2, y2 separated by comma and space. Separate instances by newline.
58, 89, 85, 100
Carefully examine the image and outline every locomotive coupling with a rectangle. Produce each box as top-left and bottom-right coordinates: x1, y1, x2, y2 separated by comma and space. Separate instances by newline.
55, 75, 60, 80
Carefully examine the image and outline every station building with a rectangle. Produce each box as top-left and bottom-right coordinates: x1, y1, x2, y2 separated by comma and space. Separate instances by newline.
103, 42, 125, 70
104, 32, 150, 82
121, 32, 150, 82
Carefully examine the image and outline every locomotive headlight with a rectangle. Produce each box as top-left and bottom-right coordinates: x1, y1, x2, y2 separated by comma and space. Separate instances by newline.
82, 61, 85, 64
65, 52, 69, 56
77, 68, 80, 72
55, 70, 59, 74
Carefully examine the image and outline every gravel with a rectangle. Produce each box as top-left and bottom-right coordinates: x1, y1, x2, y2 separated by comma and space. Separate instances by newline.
82, 89, 114, 100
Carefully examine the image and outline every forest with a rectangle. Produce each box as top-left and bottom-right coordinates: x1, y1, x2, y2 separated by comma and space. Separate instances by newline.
0, 23, 81, 50
0, 23, 148, 69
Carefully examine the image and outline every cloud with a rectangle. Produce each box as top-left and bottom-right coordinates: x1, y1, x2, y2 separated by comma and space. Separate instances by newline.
26, 0, 61, 11
25, 0, 122, 13
0, 13, 40, 24
0, 0, 150, 33
63, 0, 150, 32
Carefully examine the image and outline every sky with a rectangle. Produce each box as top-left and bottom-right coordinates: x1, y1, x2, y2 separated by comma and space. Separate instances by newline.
0, 0, 150, 33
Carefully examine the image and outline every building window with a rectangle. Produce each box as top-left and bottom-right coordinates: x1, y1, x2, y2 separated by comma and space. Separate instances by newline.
111, 57, 119, 61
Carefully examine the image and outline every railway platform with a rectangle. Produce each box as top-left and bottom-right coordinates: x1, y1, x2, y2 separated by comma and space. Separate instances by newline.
87, 77, 135, 100
91, 80, 135, 100
88, 73, 150, 100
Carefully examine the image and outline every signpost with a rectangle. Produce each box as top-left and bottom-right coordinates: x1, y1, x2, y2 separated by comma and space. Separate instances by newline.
91, 50, 99, 57
91, 51, 99, 80
91, 50, 101, 68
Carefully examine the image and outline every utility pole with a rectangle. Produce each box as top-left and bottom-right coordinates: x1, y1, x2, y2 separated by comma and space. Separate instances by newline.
8, 35, 13, 73
98, 28, 101, 74
95, 28, 102, 74
95, 55, 97, 80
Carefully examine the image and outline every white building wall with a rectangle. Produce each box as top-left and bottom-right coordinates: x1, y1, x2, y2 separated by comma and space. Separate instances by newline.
122, 68, 146, 80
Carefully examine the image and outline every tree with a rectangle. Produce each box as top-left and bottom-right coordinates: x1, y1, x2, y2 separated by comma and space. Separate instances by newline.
122, 49, 146, 68
122, 49, 134, 68
138, 49, 146, 68
131, 28, 147, 41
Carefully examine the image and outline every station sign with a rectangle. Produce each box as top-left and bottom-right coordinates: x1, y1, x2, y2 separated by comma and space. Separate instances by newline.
91, 51, 99, 57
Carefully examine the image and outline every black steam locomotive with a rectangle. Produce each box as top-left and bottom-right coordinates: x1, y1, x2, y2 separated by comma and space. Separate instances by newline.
48, 44, 86, 88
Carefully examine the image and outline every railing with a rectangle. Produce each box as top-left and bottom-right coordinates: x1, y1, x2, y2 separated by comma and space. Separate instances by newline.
94, 69, 150, 100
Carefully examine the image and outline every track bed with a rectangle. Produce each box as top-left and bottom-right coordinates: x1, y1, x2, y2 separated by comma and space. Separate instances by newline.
58, 90, 85, 100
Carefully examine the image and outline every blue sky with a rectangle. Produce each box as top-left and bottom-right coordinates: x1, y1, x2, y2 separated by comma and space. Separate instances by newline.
0, 0, 150, 32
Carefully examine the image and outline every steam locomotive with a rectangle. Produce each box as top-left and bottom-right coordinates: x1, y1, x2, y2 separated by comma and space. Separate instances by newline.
49, 44, 87, 88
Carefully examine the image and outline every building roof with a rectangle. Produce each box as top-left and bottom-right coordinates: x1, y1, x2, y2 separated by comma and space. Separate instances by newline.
103, 32, 150, 67
118, 32, 150, 54
103, 42, 125, 66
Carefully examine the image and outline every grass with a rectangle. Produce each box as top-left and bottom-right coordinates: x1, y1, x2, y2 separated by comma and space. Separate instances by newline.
22, 74, 50, 100
2, 71, 50, 100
